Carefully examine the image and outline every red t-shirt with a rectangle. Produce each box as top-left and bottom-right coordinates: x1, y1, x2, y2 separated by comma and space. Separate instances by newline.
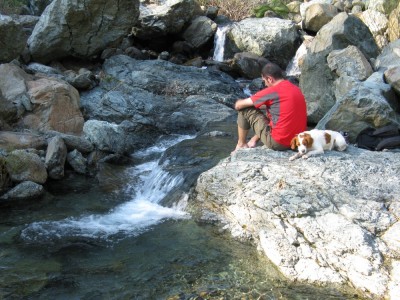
250, 80, 307, 147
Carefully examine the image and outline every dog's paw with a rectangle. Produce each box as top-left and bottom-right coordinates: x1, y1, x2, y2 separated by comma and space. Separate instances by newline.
289, 153, 301, 161
302, 154, 309, 159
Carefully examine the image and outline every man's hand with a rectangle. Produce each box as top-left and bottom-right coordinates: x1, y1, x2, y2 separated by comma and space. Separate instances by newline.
234, 97, 254, 111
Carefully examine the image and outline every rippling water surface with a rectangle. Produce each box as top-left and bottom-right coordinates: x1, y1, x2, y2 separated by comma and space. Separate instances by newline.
0, 134, 360, 299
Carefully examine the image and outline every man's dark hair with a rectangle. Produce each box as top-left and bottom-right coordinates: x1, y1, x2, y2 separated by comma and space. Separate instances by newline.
261, 62, 284, 79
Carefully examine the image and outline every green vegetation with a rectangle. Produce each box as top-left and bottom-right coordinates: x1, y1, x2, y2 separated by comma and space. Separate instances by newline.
0, 0, 28, 14
197, 0, 267, 21
253, 0, 290, 18
197, 0, 399, 21
1, 0, 399, 21
196, 0, 293, 21
386, 0, 400, 13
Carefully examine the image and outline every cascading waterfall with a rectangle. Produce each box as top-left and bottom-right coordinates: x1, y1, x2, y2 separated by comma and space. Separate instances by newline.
21, 134, 194, 243
285, 42, 308, 77
212, 25, 230, 62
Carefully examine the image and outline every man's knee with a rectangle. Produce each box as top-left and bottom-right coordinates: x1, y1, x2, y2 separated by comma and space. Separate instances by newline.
237, 110, 251, 130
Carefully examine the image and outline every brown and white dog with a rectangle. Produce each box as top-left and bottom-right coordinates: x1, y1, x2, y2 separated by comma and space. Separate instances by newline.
289, 129, 347, 161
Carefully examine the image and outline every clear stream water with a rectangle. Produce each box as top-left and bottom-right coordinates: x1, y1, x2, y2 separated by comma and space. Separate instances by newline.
0, 134, 361, 299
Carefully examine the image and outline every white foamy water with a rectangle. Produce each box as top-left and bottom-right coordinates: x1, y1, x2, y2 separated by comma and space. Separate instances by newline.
132, 134, 193, 158
21, 135, 194, 242
285, 42, 308, 77
213, 25, 230, 62
235, 79, 253, 97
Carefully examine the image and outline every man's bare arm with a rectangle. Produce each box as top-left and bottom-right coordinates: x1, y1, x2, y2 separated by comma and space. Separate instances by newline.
234, 98, 254, 111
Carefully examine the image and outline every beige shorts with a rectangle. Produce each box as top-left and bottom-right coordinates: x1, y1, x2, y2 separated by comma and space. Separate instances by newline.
237, 107, 289, 151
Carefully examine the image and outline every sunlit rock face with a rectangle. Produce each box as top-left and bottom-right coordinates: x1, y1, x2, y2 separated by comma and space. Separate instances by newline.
27, 0, 140, 63
191, 146, 400, 299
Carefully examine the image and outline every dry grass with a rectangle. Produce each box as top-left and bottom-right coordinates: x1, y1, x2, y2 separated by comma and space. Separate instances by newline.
197, 0, 293, 21
198, 0, 266, 21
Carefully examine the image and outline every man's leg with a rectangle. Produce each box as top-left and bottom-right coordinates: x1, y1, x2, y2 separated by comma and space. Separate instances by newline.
234, 125, 250, 151
233, 109, 251, 152
233, 108, 266, 152
247, 135, 260, 148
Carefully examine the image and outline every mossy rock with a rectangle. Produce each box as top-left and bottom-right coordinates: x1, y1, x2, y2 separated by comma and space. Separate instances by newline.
5, 150, 47, 184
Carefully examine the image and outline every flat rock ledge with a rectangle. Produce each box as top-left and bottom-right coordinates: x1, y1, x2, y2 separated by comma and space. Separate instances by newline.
190, 146, 400, 299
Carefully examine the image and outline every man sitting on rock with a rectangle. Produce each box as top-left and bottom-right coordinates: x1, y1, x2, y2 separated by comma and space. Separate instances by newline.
233, 62, 307, 152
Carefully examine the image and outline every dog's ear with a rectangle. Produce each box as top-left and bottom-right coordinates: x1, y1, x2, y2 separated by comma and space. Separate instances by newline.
290, 136, 298, 150
303, 134, 313, 147
324, 132, 331, 144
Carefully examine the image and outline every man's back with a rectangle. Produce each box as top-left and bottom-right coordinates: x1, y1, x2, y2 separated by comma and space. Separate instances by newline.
251, 80, 307, 147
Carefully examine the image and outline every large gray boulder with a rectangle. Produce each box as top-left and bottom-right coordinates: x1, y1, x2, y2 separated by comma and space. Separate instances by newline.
300, 12, 379, 124
83, 120, 145, 154
356, 9, 389, 49
0, 15, 27, 63
0, 131, 47, 151
80, 55, 244, 151
191, 146, 400, 299
0, 91, 19, 127
66, 149, 87, 174
131, 0, 202, 39
231, 52, 270, 79
44, 131, 94, 153
27, 0, 140, 63
182, 16, 217, 48
326, 45, 375, 102
299, 0, 332, 18
0, 63, 33, 125
45, 135, 67, 179
0, 63, 85, 134
384, 66, 400, 96
387, 1, 400, 42
25, 62, 62, 77
0, 181, 44, 201
374, 39, 400, 71
327, 46, 373, 81
24, 76, 84, 134
302, 2, 339, 33
367, 0, 398, 15
375, 41, 400, 102
316, 72, 400, 141
166, 95, 235, 133
223, 17, 301, 67
26, 62, 98, 91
